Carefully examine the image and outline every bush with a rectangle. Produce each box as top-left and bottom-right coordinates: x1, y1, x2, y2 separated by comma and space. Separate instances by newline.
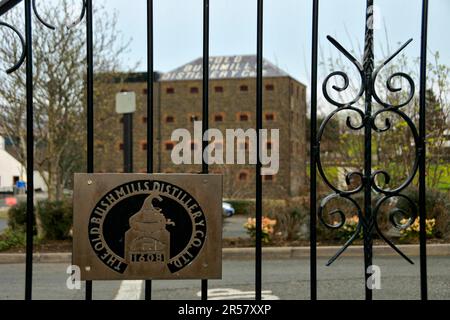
400, 218, 436, 241
7, 199, 73, 240
37, 200, 73, 240
265, 198, 308, 241
226, 199, 254, 216
243, 217, 277, 244
0, 229, 26, 252
7, 202, 36, 233
335, 215, 363, 240
397, 188, 450, 238
316, 192, 386, 241
277, 208, 306, 241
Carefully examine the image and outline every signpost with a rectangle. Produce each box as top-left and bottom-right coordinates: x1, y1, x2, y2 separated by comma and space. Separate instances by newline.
73, 173, 222, 280
116, 91, 136, 173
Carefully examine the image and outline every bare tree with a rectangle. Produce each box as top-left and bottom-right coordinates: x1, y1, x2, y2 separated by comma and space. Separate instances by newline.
0, 1, 131, 200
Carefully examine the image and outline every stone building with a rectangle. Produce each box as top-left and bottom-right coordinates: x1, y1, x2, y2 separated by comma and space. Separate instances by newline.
95, 55, 307, 199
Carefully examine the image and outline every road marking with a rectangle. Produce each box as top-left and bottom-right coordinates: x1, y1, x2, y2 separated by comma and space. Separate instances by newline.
196, 288, 280, 300
114, 280, 143, 300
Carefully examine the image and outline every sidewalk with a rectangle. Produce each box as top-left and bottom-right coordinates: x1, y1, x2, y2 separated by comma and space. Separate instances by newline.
0, 244, 449, 264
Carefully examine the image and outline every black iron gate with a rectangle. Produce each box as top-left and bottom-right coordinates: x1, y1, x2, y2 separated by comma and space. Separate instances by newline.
0, 0, 430, 301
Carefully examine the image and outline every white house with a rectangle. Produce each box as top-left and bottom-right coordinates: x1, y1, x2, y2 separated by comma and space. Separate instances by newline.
0, 136, 47, 192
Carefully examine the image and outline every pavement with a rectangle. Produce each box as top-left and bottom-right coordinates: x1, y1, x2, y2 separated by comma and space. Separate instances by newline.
0, 256, 449, 300
223, 215, 248, 238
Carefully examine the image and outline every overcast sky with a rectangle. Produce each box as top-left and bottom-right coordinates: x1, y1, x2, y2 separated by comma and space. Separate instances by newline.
97, 0, 450, 87
2, 0, 449, 89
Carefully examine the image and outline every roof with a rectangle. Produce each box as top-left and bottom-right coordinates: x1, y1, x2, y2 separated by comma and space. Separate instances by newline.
110, 72, 162, 84
160, 55, 290, 82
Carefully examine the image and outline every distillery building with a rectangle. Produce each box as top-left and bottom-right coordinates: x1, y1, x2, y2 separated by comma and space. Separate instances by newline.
95, 55, 307, 199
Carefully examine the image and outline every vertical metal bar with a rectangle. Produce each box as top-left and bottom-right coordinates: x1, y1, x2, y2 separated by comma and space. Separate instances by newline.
255, 0, 263, 301
24, 0, 34, 301
309, 0, 319, 301
362, 0, 374, 301
201, 0, 210, 301
145, 0, 154, 301
85, 0, 94, 301
123, 114, 133, 173
147, 0, 154, 175
418, 0, 429, 301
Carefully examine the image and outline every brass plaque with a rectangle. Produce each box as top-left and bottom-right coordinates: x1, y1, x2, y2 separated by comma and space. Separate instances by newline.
73, 174, 223, 280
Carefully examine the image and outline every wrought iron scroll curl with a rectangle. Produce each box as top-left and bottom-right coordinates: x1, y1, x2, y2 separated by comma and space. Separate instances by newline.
322, 36, 365, 108
32, 0, 87, 30
1, 0, 87, 74
0, 21, 26, 74
318, 35, 419, 266
373, 194, 417, 265
370, 108, 420, 196
318, 193, 363, 266
372, 39, 415, 109
317, 106, 365, 196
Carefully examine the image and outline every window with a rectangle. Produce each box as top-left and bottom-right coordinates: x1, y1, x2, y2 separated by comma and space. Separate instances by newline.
143, 88, 148, 95
240, 85, 249, 92
141, 142, 148, 151
265, 113, 275, 121
265, 84, 274, 91
166, 116, 175, 123
214, 86, 224, 93
119, 143, 124, 151
119, 117, 124, 124
238, 171, 249, 181
214, 114, 224, 122
264, 175, 274, 182
190, 87, 199, 94
142, 117, 148, 124
165, 142, 174, 151
189, 114, 200, 122
238, 112, 250, 122
166, 87, 175, 94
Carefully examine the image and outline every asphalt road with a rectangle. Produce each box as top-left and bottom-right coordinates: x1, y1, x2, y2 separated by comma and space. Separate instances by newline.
1, 256, 449, 300
223, 215, 248, 238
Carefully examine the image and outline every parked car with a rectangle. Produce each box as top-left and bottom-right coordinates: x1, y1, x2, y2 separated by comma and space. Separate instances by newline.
222, 202, 235, 217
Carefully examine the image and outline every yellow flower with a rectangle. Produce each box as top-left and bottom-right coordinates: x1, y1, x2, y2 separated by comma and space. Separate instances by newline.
400, 217, 436, 238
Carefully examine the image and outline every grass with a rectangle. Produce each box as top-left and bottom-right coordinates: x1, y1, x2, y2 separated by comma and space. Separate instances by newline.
0, 209, 8, 219
428, 164, 450, 191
